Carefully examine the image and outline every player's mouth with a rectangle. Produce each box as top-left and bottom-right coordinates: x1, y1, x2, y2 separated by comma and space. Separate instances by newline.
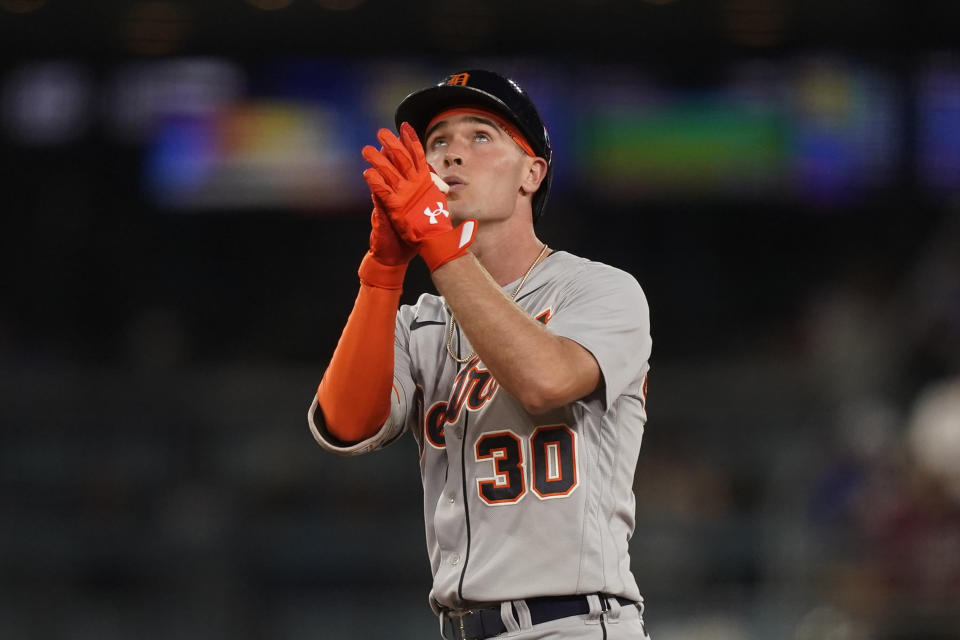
442, 175, 467, 192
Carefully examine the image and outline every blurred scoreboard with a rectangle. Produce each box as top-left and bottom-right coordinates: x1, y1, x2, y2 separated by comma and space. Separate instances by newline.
2, 55, 959, 213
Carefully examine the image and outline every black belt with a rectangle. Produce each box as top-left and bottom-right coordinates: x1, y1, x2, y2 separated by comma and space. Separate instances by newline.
441, 594, 637, 640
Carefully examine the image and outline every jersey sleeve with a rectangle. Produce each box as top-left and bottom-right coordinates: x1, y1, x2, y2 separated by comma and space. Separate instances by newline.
546, 262, 652, 411
308, 305, 419, 455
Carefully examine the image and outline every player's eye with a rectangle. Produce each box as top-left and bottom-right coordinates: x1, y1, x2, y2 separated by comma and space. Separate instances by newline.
474, 131, 491, 143
428, 136, 447, 150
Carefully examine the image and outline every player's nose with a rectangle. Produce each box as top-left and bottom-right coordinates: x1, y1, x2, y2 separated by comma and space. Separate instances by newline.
443, 151, 463, 167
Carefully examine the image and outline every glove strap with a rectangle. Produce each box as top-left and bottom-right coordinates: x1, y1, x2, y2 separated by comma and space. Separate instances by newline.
358, 251, 408, 290
419, 220, 478, 272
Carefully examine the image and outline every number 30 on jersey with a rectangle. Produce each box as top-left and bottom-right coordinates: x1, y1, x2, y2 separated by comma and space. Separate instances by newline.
475, 425, 578, 505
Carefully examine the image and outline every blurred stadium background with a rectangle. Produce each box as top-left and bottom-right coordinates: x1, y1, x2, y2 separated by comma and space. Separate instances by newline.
2, 1, 960, 638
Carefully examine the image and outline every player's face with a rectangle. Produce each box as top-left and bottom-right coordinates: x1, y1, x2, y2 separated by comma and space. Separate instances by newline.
424, 113, 535, 224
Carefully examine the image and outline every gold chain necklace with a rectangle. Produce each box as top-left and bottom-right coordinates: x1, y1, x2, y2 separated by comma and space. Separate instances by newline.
445, 243, 550, 364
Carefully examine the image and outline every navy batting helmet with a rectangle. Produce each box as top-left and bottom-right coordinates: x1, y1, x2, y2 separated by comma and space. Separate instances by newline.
394, 69, 553, 222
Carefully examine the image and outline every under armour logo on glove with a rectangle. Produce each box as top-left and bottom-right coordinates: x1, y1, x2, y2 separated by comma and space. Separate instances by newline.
423, 202, 449, 225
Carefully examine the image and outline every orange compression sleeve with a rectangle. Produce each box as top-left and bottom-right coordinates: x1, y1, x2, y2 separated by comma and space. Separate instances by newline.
316, 252, 407, 443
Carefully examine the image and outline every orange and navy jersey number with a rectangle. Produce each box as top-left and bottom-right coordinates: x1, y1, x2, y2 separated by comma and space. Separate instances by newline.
530, 426, 578, 499
475, 430, 526, 504
475, 425, 579, 506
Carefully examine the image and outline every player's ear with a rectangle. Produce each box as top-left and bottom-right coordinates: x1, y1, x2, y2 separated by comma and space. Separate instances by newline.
519, 156, 548, 196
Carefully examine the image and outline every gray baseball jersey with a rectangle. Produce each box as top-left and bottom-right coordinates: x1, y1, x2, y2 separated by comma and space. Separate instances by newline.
309, 250, 652, 612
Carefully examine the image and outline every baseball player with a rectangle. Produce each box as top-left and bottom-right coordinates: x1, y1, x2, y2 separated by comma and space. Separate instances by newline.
308, 70, 652, 640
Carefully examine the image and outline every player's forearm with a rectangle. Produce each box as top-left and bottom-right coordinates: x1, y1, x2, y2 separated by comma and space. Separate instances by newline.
431, 254, 599, 413
316, 257, 405, 442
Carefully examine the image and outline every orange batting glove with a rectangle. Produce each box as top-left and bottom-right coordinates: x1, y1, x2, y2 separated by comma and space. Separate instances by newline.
369, 195, 416, 267
362, 122, 477, 272
356, 195, 417, 291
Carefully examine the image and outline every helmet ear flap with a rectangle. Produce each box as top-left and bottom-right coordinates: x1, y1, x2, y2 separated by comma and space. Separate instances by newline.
532, 167, 552, 223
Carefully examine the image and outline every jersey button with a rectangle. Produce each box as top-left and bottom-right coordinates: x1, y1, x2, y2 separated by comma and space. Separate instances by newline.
449, 553, 460, 566
448, 493, 455, 504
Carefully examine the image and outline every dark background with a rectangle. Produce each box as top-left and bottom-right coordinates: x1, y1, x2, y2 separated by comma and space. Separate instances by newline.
2, 1, 960, 639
